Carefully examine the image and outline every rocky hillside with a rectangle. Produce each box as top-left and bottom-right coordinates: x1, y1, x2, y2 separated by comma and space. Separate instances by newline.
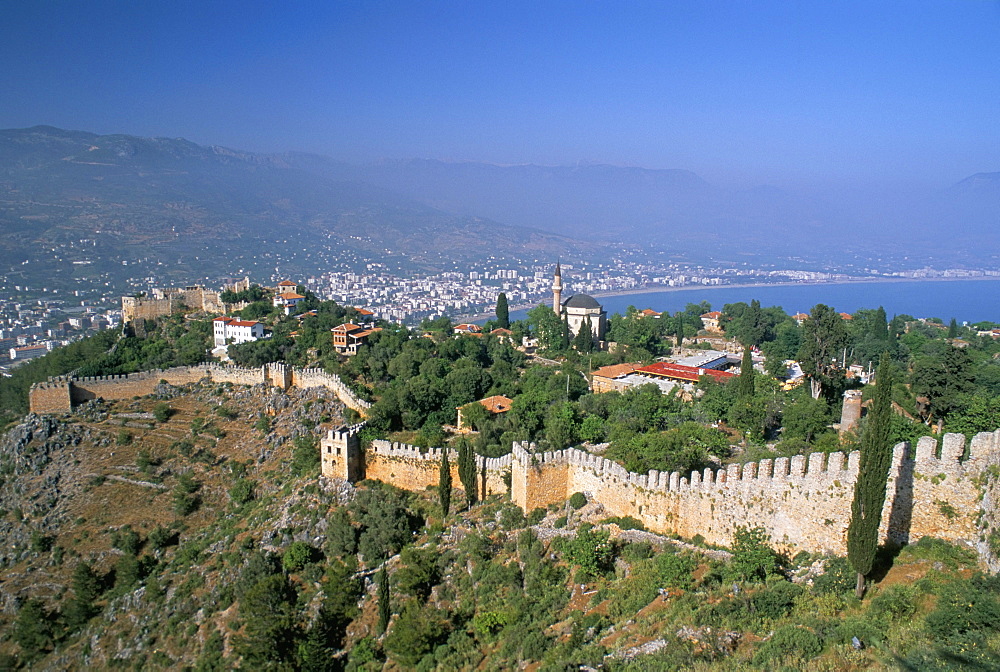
1, 381, 999, 670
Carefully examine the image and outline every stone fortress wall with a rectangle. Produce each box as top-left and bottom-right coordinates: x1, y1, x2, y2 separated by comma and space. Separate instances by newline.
322, 426, 1000, 565
29, 363, 370, 416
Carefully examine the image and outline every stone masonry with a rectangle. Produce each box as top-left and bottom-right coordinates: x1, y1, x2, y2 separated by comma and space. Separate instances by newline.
29, 363, 370, 416
322, 427, 1000, 565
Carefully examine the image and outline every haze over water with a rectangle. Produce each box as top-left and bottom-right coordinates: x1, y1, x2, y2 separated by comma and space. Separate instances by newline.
509, 279, 1000, 325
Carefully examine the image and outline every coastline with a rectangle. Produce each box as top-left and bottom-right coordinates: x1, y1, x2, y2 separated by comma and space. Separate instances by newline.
461, 276, 1000, 322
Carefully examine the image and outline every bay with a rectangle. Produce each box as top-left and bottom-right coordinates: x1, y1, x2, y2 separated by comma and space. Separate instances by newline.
507, 278, 1000, 325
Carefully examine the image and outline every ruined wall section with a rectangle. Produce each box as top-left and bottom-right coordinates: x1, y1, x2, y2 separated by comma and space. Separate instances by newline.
30, 363, 369, 414
292, 368, 371, 414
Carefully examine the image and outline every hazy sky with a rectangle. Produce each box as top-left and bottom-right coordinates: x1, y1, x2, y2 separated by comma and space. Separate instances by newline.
1, 1, 997, 188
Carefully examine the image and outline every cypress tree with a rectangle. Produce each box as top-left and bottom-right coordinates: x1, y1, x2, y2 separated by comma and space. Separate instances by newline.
439, 449, 452, 516
675, 313, 683, 347
847, 356, 894, 598
573, 316, 593, 352
948, 317, 959, 339
376, 567, 391, 634
458, 440, 478, 509
561, 313, 571, 350
737, 347, 755, 398
495, 293, 510, 329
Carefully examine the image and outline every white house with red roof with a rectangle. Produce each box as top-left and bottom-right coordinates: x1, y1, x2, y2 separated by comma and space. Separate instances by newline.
213, 317, 265, 346
273, 292, 306, 315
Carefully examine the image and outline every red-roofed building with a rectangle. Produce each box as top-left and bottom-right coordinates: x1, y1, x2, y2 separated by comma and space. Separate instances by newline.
456, 395, 513, 430
273, 292, 306, 314
591, 362, 641, 393
792, 313, 810, 325
634, 361, 736, 384
213, 317, 265, 346
453, 323, 483, 335
839, 312, 853, 321
332, 323, 381, 355
639, 308, 662, 318
700, 311, 723, 333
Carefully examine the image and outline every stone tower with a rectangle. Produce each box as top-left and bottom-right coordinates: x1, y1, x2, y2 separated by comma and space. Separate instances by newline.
553, 261, 563, 312
320, 423, 365, 481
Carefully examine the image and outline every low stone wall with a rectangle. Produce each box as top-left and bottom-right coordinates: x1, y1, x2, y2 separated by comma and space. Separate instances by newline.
29, 363, 368, 415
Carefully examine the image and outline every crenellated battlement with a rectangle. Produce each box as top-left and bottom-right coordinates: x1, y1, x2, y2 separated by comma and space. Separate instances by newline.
326, 428, 1000, 565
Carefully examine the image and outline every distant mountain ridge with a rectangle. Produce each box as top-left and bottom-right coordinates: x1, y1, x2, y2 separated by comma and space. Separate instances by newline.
0, 126, 593, 293
0, 125, 996, 297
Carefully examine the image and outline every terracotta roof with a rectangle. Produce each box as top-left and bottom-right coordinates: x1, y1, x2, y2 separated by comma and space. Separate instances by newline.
228, 320, 259, 327
701, 311, 722, 319
640, 309, 661, 317
278, 292, 305, 300
454, 323, 482, 333
490, 328, 513, 335
592, 363, 640, 379
839, 313, 853, 320
635, 361, 735, 383
477, 395, 513, 413
332, 323, 364, 334
277, 280, 297, 286
354, 307, 374, 316
792, 313, 810, 320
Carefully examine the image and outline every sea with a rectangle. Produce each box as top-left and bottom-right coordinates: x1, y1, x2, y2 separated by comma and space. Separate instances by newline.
506, 278, 1000, 325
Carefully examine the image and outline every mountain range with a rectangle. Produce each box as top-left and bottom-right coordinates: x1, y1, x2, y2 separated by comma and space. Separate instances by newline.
0, 126, 997, 296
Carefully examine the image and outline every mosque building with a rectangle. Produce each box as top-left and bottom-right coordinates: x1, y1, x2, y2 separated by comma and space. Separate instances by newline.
553, 262, 607, 342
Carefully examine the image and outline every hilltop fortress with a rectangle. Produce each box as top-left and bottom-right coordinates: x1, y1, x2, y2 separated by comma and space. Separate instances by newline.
324, 425, 1000, 571
28, 366, 1000, 571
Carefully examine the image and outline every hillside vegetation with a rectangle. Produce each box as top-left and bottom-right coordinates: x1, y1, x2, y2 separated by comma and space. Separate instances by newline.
1, 381, 999, 670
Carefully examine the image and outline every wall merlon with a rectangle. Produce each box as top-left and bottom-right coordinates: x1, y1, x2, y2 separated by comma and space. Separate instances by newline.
827, 452, 845, 473
915, 436, 937, 463
942, 433, 966, 462
790, 454, 806, 477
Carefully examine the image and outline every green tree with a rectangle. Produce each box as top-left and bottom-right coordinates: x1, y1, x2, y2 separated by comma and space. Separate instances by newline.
526, 304, 563, 352
495, 292, 510, 329
439, 449, 452, 516
13, 599, 56, 661
798, 303, 849, 400
737, 347, 755, 398
376, 566, 391, 635
458, 439, 478, 508
64, 561, 100, 630
948, 317, 959, 339
573, 315, 594, 352
728, 526, 778, 583
233, 574, 299, 667
847, 356, 894, 598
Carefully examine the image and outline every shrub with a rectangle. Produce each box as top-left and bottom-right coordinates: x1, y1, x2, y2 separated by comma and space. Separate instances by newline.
869, 584, 917, 622
600, 515, 645, 530
554, 516, 567, 529
116, 430, 133, 446
528, 507, 547, 525
657, 551, 697, 589
498, 504, 527, 530
752, 625, 823, 666
569, 492, 588, 509
215, 405, 237, 419
153, 402, 172, 423
229, 478, 256, 505
111, 525, 141, 555
751, 580, 804, 620
812, 555, 855, 594
282, 541, 318, 572
728, 526, 778, 583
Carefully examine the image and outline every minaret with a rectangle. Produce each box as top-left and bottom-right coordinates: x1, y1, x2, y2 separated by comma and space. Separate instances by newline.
552, 261, 563, 312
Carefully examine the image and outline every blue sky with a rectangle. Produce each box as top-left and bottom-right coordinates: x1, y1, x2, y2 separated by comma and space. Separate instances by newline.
1, 1, 997, 188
